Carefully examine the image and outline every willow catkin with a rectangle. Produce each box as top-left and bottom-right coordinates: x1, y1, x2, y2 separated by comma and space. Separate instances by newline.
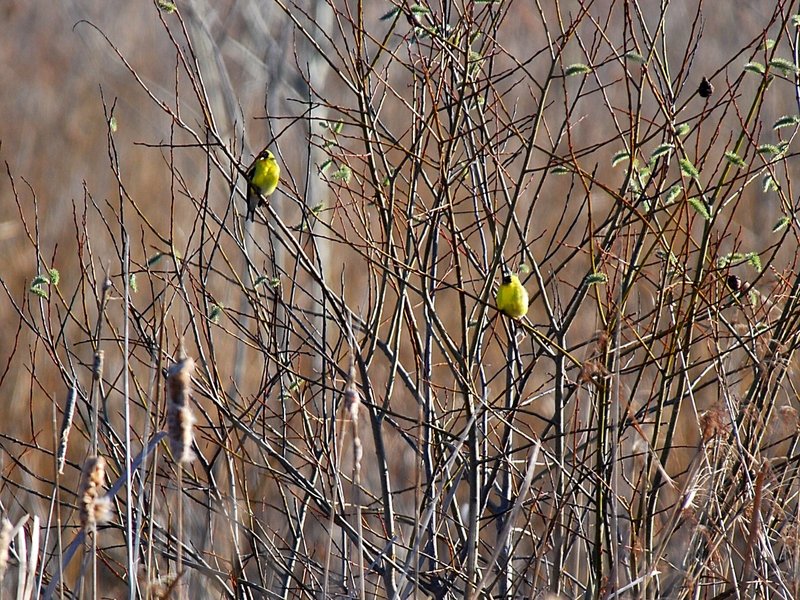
78, 456, 111, 531
166, 356, 196, 464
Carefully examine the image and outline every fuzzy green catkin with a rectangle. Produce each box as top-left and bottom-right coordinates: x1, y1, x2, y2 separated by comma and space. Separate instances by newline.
166, 356, 196, 464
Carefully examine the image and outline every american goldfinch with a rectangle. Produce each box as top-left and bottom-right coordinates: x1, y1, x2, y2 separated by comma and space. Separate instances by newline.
496, 273, 529, 319
245, 149, 280, 222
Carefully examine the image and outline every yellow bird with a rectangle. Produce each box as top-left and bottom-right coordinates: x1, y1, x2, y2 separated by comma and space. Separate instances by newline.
245, 149, 280, 222
495, 273, 529, 319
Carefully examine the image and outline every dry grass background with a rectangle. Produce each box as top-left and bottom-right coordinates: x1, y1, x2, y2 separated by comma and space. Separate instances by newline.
1, 0, 800, 598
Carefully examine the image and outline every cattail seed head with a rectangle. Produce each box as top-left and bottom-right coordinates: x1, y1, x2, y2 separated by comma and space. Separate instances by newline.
93, 350, 104, 381
343, 384, 360, 422
167, 405, 196, 464
779, 405, 799, 429
167, 356, 196, 464
56, 386, 78, 475
699, 411, 719, 442
166, 357, 194, 409
0, 518, 12, 581
343, 361, 360, 422
699, 404, 731, 443
78, 456, 111, 530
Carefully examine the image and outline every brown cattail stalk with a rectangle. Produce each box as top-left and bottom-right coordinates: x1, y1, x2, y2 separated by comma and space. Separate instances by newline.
78, 456, 111, 531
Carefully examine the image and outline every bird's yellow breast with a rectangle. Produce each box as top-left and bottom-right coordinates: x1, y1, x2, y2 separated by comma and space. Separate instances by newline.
496, 274, 529, 319
251, 153, 280, 197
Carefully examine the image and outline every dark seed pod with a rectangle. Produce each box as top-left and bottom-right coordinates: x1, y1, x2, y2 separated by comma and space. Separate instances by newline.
727, 275, 752, 296
698, 76, 714, 98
